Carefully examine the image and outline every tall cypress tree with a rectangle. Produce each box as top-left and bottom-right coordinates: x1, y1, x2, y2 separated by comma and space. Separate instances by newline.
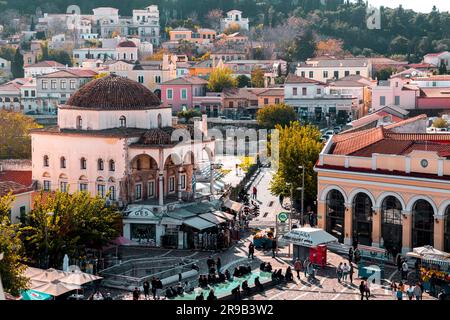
12, 49, 24, 78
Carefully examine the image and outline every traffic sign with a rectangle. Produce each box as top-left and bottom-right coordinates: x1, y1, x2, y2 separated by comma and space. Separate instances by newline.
278, 212, 289, 223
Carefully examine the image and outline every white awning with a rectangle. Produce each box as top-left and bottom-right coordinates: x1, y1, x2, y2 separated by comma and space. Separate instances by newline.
280, 227, 338, 248
212, 211, 235, 221
183, 217, 216, 230
223, 199, 244, 212
160, 217, 183, 226
199, 212, 227, 224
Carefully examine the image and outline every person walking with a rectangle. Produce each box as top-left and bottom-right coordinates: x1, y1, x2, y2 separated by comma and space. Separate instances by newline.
294, 258, 302, 279
396, 255, 403, 272
413, 283, 422, 300
359, 281, 367, 300
303, 259, 309, 278
248, 243, 255, 260
156, 278, 163, 300
349, 263, 354, 284
365, 280, 371, 299
336, 262, 343, 283
342, 263, 350, 282
348, 247, 354, 264
279, 194, 284, 207
132, 287, 140, 300
406, 285, 414, 300
143, 280, 150, 300
151, 277, 157, 300
216, 257, 222, 273
396, 287, 404, 300
271, 239, 277, 258
401, 260, 409, 281
252, 186, 257, 200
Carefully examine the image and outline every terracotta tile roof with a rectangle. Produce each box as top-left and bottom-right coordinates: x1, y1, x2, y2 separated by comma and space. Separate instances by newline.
0, 170, 33, 196
420, 88, 450, 98
25, 60, 65, 68
0, 170, 32, 186
424, 52, 448, 57
38, 69, 97, 78
407, 63, 436, 69
384, 114, 427, 129
350, 139, 413, 157
332, 127, 385, 155
162, 76, 208, 86
413, 75, 450, 81
285, 74, 325, 85
351, 111, 403, 128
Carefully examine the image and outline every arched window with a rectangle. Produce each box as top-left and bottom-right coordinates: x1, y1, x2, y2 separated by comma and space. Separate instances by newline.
97, 159, 104, 171
76, 116, 82, 129
109, 160, 115, 172
326, 190, 345, 244
352, 193, 373, 246
43, 155, 49, 167
80, 157, 87, 170
412, 200, 435, 248
157, 114, 162, 128
445, 206, 450, 253
119, 116, 126, 127
60, 157, 66, 169
381, 196, 403, 251
136, 159, 142, 171
108, 186, 116, 201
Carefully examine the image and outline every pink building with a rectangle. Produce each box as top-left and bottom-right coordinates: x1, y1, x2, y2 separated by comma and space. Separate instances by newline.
371, 78, 419, 111
161, 76, 208, 113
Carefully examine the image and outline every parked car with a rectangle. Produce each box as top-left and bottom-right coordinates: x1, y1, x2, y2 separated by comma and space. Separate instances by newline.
239, 116, 252, 120
325, 130, 334, 136
333, 126, 342, 134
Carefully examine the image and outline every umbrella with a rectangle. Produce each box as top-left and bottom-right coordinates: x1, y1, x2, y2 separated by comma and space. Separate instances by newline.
63, 254, 69, 272
279, 227, 338, 248
31, 268, 68, 283
32, 280, 81, 297
21, 289, 53, 301
59, 270, 102, 286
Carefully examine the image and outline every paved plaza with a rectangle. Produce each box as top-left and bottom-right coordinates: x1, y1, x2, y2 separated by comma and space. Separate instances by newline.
104, 168, 436, 301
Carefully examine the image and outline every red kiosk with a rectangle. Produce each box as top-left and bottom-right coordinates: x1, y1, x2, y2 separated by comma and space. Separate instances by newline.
280, 227, 337, 268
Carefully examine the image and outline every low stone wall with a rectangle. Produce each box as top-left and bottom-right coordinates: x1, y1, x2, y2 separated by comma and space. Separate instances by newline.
0, 159, 32, 171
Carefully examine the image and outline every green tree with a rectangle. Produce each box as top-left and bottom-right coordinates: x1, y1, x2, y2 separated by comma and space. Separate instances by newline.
0, 193, 29, 296
375, 67, 396, 81
269, 122, 322, 206
251, 67, 265, 88
236, 75, 251, 88
433, 117, 448, 129
0, 110, 41, 159
177, 109, 202, 122
389, 36, 410, 54
22, 191, 122, 269
207, 67, 237, 92
11, 48, 24, 78
256, 104, 298, 129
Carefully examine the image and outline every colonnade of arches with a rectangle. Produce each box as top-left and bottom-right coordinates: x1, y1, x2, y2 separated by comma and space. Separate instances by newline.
321, 187, 450, 252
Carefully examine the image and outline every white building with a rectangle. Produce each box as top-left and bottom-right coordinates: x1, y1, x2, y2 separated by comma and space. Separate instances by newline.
30, 75, 215, 245
423, 51, 450, 67
24, 60, 66, 78
0, 57, 12, 81
220, 10, 249, 32
296, 58, 372, 83
284, 74, 355, 124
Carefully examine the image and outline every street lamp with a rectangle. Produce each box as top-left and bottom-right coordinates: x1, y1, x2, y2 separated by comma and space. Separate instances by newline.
44, 211, 54, 269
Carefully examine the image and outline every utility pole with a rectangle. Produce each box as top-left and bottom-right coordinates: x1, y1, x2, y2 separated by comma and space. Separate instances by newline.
301, 165, 305, 227
0, 253, 5, 300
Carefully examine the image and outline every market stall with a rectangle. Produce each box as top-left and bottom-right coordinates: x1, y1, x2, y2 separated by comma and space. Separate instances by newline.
279, 227, 338, 267
406, 246, 450, 295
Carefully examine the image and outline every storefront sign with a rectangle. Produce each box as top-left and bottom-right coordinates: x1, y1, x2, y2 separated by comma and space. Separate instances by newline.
282, 230, 314, 246
278, 212, 289, 223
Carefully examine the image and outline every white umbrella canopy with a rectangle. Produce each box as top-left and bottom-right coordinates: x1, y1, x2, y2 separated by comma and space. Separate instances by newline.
32, 280, 81, 297
59, 270, 102, 286
280, 227, 338, 247
25, 268, 67, 283
410, 245, 450, 260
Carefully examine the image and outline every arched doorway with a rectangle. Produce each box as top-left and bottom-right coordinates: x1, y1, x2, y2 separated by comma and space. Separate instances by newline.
326, 190, 345, 243
445, 207, 450, 253
412, 200, 434, 248
381, 196, 403, 253
353, 193, 373, 246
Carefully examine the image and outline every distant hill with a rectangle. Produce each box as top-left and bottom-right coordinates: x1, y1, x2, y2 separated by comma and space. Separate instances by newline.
0, 0, 449, 62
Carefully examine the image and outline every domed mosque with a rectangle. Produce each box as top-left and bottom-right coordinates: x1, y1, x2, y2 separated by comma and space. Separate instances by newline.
31, 75, 216, 245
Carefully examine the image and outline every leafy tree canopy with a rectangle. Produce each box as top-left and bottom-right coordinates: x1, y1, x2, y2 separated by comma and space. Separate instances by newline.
256, 103, 297, 129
